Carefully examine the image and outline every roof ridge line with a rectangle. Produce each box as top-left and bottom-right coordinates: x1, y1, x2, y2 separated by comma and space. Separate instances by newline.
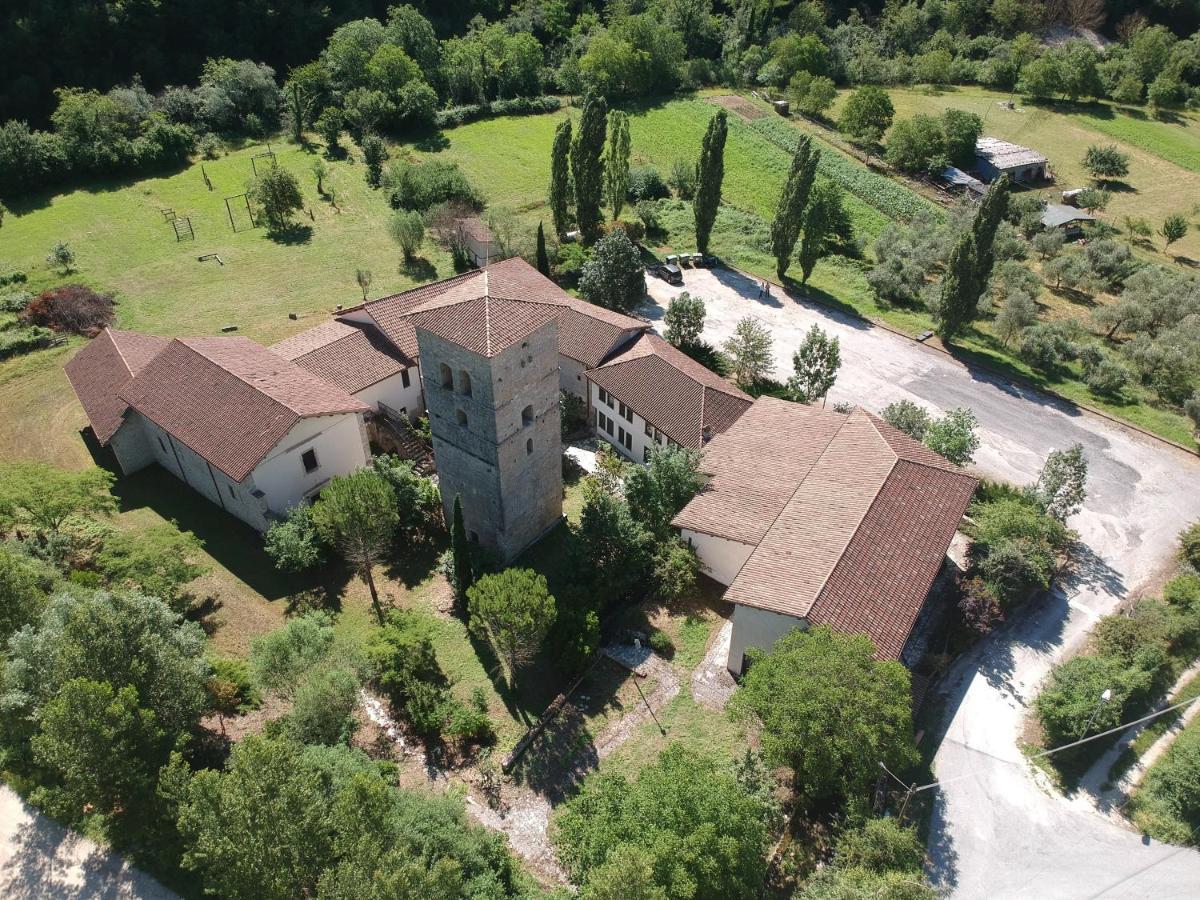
104, 327, 136, 376
809, 455, 900, 607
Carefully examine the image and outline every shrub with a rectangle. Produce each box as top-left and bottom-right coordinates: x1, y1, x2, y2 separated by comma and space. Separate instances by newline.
246, 165, 303, 232
1165, 574, 1200, 613
833, 817, 925, 874
1180, 523, 1200, 570
1132, 719, 1200, 845
264, 503, 326, 573
647, 628, 675, 659
1019, 323, 1078, 371
958, 576, 1005, 635
383, 159, 482, 212
0, 326, 54, 360
1036, 653, 1131, 746
21, 284, 114, 336
197, 133, 223, 160
0, 270, 28, 287
968, 496, 1071, 604
627, 166, 669, 202
284, 667, 360, 746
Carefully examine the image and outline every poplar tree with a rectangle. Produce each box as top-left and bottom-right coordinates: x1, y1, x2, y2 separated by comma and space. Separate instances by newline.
535, 221, 550, 275
797, 182, 843, 285
572, 93, 608, 243
548, 118, 573, 239
603, 110, 631, 220
770, 133, 819, 279
972, 175, 1009, 287
693, 109, 728, 255
934, 231, 980, 343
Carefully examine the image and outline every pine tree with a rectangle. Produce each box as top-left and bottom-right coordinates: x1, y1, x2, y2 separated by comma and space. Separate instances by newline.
604, 110, 632, 221
572, 94, 608, 244
972, 175, 1009, 287
693, 109, 728, 255
535, 221, 550, 276
934, 231, 980, 343
451, 494, 474, 613
548, 118, 573, 239
770, 134, 819, 279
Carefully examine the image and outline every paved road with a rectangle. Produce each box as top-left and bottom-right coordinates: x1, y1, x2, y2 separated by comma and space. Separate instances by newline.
0, 786, 178, 899
645, 268, 1200, 899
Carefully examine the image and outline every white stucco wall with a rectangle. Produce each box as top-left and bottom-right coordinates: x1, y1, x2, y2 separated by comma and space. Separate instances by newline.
352, 366, 425, 418
559, 356, 588, 398
680, 528, 755, 586
250, 413, 370, 515
109, 418, 154, 476
727, 604, 806, 675
589, 380, 674, 463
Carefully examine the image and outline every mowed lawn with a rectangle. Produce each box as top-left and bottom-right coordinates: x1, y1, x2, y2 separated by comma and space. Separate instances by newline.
846, 86, 1200, 262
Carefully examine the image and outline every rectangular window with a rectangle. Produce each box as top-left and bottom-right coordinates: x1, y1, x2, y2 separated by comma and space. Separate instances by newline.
619, 428, 632, 452
598, 387, 609, 406
401, 369, 411, 388
602, 413, 613, 436
644, 421, 653, 437
301, 448, 319, 474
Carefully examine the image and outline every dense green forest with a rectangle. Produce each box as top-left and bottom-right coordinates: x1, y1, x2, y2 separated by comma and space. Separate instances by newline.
5, 0, 1200, 199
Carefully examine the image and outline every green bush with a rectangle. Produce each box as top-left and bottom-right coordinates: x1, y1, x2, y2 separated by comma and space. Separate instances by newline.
1036, 654, 1132, 747
1165, 574, 1200, 612
627, 166, 669, 202
383, 159, 482, 212
1132, 719, 1200, 845
833, 817, 924, 874
1180, 522, 1200, 570
647, 627, 675, 659
0, 325, 53, 360
967, 496, 1071, 604
284, 667, 360, 746
0, 291, 31, 312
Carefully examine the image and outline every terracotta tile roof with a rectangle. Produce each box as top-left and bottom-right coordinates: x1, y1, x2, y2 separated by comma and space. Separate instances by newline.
119, 337, 367, 482
673, 397, 848, 545
586, 333, 752, 449
347, 258, 645, 366
411, 294, 559, 358
271, 319, 409, 394
675, 398, 977, 659
64, 328, 170, 444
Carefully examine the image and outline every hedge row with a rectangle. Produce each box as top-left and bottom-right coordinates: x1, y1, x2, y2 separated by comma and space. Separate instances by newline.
435, 95, 562, 130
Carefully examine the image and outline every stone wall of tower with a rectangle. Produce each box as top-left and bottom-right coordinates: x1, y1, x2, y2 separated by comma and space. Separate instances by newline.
417, 319, 563, 563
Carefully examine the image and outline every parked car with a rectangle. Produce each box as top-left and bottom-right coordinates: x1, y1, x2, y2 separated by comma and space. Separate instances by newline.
653, 263, 683, 285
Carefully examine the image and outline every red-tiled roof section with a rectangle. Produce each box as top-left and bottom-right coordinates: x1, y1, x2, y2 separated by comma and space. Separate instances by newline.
725, 411, 899, 617
64, 328, 170, 444
673, 397, 852, 546
119, 337, 367, 482
675, 398, 976, 659
808, 459, 978, 659
410, 295, 559, 358
272, 320, 409, 394
348, 258, 645, 366
586, 332, 752, 449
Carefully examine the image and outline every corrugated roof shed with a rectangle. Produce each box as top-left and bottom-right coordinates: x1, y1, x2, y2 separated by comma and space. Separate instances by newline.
976, 137, 1047, 170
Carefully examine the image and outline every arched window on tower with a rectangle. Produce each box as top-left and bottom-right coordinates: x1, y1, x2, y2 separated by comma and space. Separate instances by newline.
457, 409, 468, 427
522, 405, 533, 427
459, 369, 472, 397
440, 363, 452, 389
526, 438, 533, 455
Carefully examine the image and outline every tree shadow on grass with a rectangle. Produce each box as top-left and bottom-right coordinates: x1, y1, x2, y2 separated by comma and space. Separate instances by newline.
402, 257, 438, 281
267, 223, 313, 245
110, 465, 346, 605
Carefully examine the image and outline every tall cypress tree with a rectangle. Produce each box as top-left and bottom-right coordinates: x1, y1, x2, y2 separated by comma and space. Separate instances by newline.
769, 133, 820, 279
972, 175, 1010, 286
451, 494, 474, 613
693, 109, 728, 254
572, 93, 608, 244
536, 221, 550, 276
604, 110, 632, 220
548, 118, 573, 239
797, 182, 841, 285
934, 231, 980, 343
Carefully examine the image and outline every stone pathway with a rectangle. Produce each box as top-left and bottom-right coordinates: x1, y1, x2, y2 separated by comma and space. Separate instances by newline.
692, 619, 736, 710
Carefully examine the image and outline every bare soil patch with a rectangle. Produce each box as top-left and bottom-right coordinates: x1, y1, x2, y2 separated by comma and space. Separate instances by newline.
710, 94, 767, 121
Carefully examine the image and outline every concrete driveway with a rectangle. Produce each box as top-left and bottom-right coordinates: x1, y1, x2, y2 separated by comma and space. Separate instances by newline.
644, 267, 1200, 898
0, 786, 178, 899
